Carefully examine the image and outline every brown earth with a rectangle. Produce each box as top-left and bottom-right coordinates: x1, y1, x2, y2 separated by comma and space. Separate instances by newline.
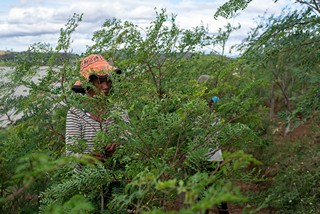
224, 116, 319, 214
165, 115, 319, 213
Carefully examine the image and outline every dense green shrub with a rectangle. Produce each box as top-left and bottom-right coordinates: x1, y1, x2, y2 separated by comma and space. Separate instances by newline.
1, 2, 319, 213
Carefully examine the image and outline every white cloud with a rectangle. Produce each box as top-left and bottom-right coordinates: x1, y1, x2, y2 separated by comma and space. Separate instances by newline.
7, 7, 55, 24
0, 0, 298, 55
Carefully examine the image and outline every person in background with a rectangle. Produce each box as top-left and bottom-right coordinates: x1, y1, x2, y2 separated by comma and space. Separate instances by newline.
211, 95, 220, 105
65, 54, 127, 172
198, 74, 229, 214
197, 75, 220, 111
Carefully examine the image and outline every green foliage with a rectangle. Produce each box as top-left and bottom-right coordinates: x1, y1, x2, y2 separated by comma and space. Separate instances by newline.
43, 194, 94, 214
0, 13, 82, 213
1, 2, 318, 213
251, 133, 320, 213
244, 7, 319, 108
40, 164, 111, 211
88, 8, 208, 99
214, 0, 254, 19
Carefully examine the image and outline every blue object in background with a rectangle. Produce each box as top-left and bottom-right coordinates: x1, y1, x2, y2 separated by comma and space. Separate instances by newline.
212, 96, 220, 103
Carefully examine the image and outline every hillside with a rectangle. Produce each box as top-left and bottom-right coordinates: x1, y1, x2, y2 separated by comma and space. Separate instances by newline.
0, 51, 79, 65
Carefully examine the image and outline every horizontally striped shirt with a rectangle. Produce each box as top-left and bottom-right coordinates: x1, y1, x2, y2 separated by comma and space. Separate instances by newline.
65, 107, 129, 171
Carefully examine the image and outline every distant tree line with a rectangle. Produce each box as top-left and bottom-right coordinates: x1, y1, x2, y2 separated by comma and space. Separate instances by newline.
0, 51, 79, 65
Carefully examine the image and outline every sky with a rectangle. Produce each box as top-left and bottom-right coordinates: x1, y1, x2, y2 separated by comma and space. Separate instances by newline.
0, 0, 297, 56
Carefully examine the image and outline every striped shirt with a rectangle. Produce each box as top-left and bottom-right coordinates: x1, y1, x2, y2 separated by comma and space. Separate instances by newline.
65, 107, 129, 171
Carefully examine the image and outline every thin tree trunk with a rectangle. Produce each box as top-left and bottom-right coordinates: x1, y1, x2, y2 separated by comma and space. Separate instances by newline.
270, 82, 275, 118
100, 186, 105, 211
282, 68, 291, 136
284, 117, 291, 136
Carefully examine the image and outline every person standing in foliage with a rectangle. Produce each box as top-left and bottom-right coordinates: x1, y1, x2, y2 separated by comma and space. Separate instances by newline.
65, 54, 127, 172
198, 74, 221, 112
198, 74, 229, 214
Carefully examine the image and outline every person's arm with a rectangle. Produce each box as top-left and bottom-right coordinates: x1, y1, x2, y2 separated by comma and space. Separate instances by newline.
104, 143, 122, 157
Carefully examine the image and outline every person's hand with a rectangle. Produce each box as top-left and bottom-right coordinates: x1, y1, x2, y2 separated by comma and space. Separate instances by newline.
91, 153, 106, 162
104, 143, 121, 157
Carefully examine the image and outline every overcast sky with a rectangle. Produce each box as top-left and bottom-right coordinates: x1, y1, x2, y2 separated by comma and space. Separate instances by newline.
0, 0, 297, 56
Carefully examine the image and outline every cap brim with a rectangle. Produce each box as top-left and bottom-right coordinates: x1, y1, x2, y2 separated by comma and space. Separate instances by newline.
71, 85, 86, 94
115, 69, 122, 74
88, 68, 122, 80
72, 69, 122, 94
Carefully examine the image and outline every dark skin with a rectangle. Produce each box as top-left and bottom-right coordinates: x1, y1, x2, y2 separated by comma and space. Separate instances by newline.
87, 76, 121, 162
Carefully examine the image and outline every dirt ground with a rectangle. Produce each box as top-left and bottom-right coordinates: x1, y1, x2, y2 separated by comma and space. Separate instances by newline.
165, 115, 319, 213
224, 116, 319, 214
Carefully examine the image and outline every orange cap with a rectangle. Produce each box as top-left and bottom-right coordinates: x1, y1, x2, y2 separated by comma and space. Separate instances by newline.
72, 54, 121, 93
80, 54, 117, 79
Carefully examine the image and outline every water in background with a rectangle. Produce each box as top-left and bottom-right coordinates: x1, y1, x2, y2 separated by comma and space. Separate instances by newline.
0, 66, 59, 127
